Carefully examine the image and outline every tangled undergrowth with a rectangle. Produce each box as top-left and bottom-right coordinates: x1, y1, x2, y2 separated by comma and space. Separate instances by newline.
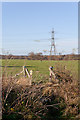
2, 68, 80, 120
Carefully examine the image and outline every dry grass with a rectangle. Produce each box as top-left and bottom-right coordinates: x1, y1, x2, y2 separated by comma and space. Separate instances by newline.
16, 77, 31, 86
1, 58, 79, 119
2, 64, 80, 120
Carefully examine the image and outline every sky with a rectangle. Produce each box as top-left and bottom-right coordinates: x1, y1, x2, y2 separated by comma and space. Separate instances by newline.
2, 2, 78, 55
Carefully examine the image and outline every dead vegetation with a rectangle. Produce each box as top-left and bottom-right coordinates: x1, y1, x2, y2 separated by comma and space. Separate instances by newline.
2, 66, 80, 120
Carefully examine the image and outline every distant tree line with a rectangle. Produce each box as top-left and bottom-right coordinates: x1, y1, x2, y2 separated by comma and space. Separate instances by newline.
0, 52, 80, 60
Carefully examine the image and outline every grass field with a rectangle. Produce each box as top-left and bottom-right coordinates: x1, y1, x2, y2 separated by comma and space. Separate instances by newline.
1, 59, 78, 83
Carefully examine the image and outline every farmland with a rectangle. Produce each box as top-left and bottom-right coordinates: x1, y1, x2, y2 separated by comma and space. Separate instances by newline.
1, 59, 78, 84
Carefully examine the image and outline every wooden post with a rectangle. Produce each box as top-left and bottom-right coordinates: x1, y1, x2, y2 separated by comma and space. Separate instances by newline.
49, 66, 53, 82
23, 66, 33, 85
26, 69, 30, 78
49, 66, 57, 82
49, 66, 59, 83
30, 70, 33, 85
23, 66, 27, 76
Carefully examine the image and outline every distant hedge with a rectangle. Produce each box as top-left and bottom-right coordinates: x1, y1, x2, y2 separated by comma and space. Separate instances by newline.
0, 54, 80, 60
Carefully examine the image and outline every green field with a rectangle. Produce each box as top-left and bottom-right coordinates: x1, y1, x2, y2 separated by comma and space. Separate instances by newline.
1, 59, 78, 83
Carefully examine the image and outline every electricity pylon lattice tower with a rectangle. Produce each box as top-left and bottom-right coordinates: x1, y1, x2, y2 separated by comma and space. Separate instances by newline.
50, 29, 56, 57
